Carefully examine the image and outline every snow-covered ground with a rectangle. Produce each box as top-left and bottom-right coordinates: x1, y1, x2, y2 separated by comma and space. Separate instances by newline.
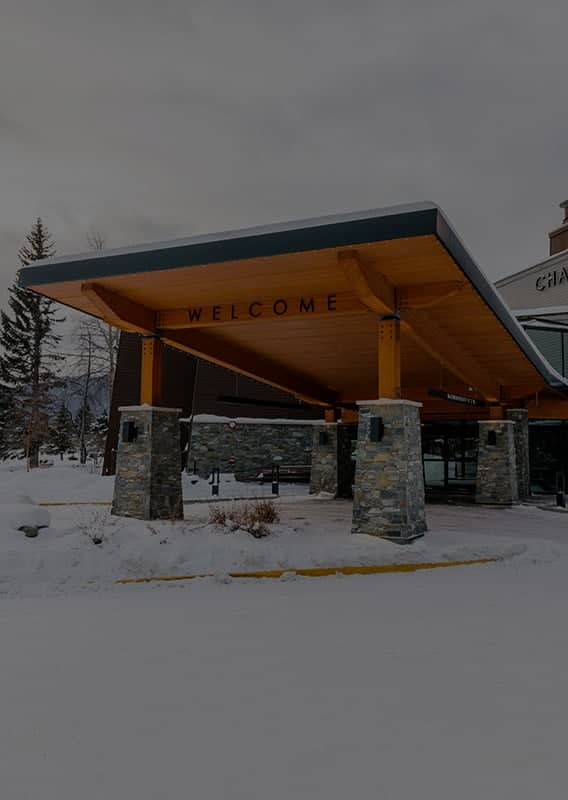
0, 459, 309, 503
2, 461, 568, 797
2, 559, 568, 799
0, 460, 566, 598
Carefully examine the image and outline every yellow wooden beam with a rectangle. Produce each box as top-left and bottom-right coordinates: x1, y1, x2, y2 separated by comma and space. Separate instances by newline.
402, 308, 499, 400
338, 250, 396, 313
140, 336, 163, 406
163, 328, 338, 406
81, 282, 155, 334
338, 251, 498, 400
489, 405, 506, 420
399, 281, 468, 310
378, 319, 401, 398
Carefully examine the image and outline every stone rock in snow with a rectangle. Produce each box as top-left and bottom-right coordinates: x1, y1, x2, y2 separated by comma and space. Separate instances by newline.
0, 491, 51, 534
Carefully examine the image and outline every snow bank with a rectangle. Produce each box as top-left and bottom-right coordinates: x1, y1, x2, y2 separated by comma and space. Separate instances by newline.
0, 494, 564, 599
184, 414, 322, 425
0, 490, 51, 532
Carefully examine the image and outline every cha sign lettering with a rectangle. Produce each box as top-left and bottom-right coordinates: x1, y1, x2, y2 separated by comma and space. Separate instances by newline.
536, 267, 568, 292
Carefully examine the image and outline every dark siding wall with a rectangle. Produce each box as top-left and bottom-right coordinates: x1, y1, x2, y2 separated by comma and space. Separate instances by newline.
103, 333, 197, 474
103, 333, 141, 475
103, 332, 322, 474
192, 360, 323, 420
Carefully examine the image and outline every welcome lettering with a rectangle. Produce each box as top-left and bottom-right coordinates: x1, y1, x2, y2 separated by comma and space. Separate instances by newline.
185, 295, 338, 324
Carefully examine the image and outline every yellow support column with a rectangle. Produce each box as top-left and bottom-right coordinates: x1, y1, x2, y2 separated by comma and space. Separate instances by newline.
140, 335, 163, 406
378, 319, 401, 399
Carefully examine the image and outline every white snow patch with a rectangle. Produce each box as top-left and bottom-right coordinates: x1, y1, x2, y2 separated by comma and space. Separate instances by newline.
1, 559, 568, 799
184, 414, 322, 425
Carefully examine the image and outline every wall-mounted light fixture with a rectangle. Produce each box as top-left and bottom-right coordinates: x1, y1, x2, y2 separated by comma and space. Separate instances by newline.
122, 421, 138, 443
370, 417, 385, 442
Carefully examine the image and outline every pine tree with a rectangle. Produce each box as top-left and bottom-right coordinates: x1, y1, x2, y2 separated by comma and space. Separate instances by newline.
91, 412, 109, 457
48, 401, 76, 459
0, 219, 63, 468
0, 384, 15, 458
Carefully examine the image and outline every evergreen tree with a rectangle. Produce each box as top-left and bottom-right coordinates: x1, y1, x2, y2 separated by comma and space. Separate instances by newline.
48, 401, 76, 459
0, 219, 63, 468
0, 384, 15, 458
91, 412, 109, 458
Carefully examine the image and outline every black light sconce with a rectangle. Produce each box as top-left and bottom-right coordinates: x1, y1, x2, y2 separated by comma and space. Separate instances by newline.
319, 431, 330, 446
122, 421, 138, 443
370, 417, 385, 442
487, 430, 497, 446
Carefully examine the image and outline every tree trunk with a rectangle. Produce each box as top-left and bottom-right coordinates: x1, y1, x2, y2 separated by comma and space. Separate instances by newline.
79, 334, 92, 465
29, 332, 41, 469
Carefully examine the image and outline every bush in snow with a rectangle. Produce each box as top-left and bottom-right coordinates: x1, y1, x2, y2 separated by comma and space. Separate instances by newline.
209, 499, 279, 538
77, 507, 119, 545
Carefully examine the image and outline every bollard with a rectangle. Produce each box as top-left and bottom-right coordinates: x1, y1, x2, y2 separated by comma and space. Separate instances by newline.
271, 464, 280, 496
209, 467, 220, 497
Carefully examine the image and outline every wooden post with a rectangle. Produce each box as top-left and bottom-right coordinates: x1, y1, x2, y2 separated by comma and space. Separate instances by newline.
378, 319, 401, 399
489, 405, 505, 420
140, 335, 163, 406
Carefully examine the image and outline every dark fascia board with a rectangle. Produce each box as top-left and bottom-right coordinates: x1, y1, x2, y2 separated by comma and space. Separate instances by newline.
18, 201, 438, 287
18, 199, 568, 395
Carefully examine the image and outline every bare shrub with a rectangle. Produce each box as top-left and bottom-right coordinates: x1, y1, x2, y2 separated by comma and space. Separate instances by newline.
208, 499, 279, 538
77, 507, 120, 545
209, 505, 227, 526
252, 499, 279, 525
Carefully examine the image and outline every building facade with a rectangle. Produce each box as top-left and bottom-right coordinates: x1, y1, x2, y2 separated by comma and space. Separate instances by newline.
496, 201, 568, 492
20, 202, 568, 533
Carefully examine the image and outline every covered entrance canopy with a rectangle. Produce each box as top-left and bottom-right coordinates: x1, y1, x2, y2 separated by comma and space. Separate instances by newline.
18, 202, 568, 417
20, 201, 568, 535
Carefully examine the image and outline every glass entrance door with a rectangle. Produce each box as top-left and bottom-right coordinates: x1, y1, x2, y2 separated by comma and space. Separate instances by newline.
422, 422, 478, 495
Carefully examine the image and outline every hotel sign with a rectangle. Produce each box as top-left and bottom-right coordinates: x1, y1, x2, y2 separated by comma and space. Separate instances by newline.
157, 292, 364, 329
536, 267, 568, 292
428, 389, 485, 407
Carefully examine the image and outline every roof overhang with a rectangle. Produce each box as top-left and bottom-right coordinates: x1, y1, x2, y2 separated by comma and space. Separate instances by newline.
19, 202, 568, 412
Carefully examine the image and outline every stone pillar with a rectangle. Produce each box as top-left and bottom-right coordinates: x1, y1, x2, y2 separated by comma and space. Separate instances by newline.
351, 400, 427, 543
309, 424, 338, 496
475, 420, 518, 505
112, 406, 183, 520
505, 409, 530, 500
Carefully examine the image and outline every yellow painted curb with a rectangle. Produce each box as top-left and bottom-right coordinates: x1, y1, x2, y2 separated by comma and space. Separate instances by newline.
116, 557, 498, 585
39, 501, 111, 507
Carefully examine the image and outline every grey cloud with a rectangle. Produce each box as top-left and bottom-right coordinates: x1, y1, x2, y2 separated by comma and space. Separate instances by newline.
1, 0, 567, 309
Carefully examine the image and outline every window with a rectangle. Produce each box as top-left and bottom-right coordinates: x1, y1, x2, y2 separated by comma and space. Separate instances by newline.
526, 328, 564, 375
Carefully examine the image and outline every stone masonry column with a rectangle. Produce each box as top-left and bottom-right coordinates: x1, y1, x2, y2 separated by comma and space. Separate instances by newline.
505, 409, 530, 500
351, 400, 427, 543
112, 406, 183, 520
309, 424, 338, 496
475, 420, 518, 505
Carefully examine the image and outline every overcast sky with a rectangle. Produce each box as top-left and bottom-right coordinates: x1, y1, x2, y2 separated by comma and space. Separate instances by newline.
1, 0, 567, 308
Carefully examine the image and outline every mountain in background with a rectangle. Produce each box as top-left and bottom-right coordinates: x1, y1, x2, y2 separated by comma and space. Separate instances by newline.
53, 373, 110, 418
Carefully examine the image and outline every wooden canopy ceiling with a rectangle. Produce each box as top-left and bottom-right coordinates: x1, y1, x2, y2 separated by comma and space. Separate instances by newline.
19, 203, 568, 416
